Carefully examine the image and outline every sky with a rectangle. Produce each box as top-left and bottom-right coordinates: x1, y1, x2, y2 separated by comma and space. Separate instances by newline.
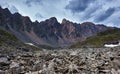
0, 0, 120, 27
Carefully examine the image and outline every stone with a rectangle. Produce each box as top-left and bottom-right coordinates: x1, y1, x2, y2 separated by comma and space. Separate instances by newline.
10, 61, 19, 68
0, 57, 8, 63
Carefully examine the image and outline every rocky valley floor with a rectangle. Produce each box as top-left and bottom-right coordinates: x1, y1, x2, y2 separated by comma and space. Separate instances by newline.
0, 46, 120, 74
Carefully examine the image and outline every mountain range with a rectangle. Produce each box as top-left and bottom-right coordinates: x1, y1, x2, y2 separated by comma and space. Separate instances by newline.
0, 7, 115, 48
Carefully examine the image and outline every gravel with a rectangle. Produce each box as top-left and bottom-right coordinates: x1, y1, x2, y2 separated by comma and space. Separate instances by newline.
0, 46, 120, 74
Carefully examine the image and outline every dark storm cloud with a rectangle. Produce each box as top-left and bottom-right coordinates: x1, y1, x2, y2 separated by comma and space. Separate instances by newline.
25, 0, 42, 7
0, 0, 120, 27
95, 8, 115, 22
81, 4, 101, 20
65, 0, 95, 13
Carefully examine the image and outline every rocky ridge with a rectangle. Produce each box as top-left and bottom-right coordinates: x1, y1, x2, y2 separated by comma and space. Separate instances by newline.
0, 7, 114, 48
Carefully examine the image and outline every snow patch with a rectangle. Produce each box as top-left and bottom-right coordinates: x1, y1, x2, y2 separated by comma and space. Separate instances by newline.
104, 41, 120, 47
25, 43, 35, 46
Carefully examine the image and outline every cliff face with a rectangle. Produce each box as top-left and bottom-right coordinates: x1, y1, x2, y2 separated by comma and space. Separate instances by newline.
0, 7, 113, 47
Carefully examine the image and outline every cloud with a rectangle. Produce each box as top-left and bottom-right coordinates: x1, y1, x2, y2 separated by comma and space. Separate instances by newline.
0, 0, 120, 27
65, 0, 95, 13
95, 8, 115, 22
25, 0, 43, 7
35, 13, 44, 19
103, 11, 120, 27
80, 1, 102, 20
9, 5, 18, 13
0, 2, 9, 8
0, 1, 18, 14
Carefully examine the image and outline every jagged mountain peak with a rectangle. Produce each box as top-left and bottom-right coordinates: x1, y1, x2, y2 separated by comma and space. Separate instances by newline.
62, 18, 68, 22
13, 12, 21, 16
40, 17, 60, 26
62, 18, 69, 24
45, 17, 58, 23
34, 20, 39, 23
22, 16, 32, 23
3, 8, 10, 13
61, 18, 75, 26
49, 17, 57, 20
0, 6, 2, 9
0, 7, 115, 48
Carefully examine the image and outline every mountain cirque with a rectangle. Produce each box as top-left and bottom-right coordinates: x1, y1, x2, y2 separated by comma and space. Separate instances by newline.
0, 46, 120, 74
0, 7, 114, 48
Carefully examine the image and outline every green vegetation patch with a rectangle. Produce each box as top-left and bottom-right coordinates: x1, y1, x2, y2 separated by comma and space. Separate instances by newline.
70, 28, 120, 48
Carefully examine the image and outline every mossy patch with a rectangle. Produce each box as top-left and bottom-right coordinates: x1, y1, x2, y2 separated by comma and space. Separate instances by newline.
70, 28, 120, 48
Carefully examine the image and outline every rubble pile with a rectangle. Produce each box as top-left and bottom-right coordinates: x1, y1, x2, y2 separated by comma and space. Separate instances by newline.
0, 47, 120, 74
